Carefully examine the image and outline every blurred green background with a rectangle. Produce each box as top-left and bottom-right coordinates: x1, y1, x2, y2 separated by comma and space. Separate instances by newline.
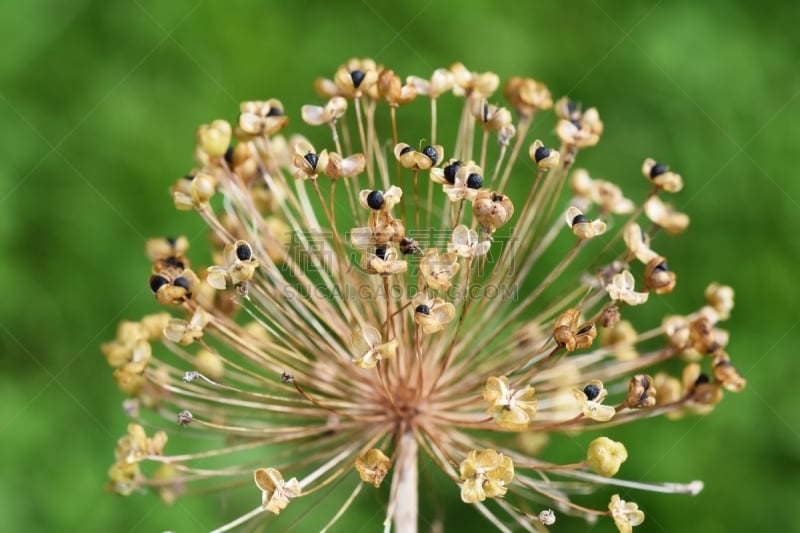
2, 0, 798, 531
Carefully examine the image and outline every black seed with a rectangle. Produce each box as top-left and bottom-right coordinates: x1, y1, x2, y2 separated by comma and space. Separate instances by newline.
350, 69, 366, 88
570, 119, 582, 129
583, 383, 601, 401
224, 145, 234, 165
266, 106, 283, 117
572, 214, 589, 226
493, 194, 504, 202
650, 163, 669, 178
183, 174, 195, 181
149, 275, 169, 293
166, 237, 177, 246
366, 190, 384, 210
482, 103, 489, 123
577, 324, 594, 335
695, 373, 711, 385
566, 99, 578, 117
534, 146, 551, 163
415, 304, 431, 315
654, 261, 668, 272
173, 277, 191, 291
443, 161, 462, 184
375, 245, 388, 261
164, 256, 185, 269
422, 145, 438, 165
466, 173, 483, 189
399, 145, 414, 156
304, 152, 319, 169
236, 243, 252, 261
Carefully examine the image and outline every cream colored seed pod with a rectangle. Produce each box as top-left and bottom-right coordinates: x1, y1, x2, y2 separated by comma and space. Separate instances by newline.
473, 191, 514, 232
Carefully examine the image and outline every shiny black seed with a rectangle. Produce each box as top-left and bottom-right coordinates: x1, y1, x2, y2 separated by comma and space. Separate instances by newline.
570, 119, 582, 129
642, 377, 651, 390
482, 103, 489, 122
183, 174, 195, 181
443, 161, 462, 184
304, 152, 319, 169
650, 163, 669, 178
375, 245, 388, 261
224, 145, 234, 165
466, 173, 483, 189
572, 214, 589, 226
149, 275, 169, 293
583, 383, 601, 401
654, 261, 668, 272
166, 237, 177, 246
173, 277, 191, 290
415, 304, 431, 315
350, 69, 366, 88
422, 145, 438, 165
577, 324, 594, 335
266, 106, 283, 117
399, 145, 414, 155
695, 373, 711, 385
493, 194, 504, 202
366, 190, 384, 210
236, 243, 252, 261
533, 146, 550, 163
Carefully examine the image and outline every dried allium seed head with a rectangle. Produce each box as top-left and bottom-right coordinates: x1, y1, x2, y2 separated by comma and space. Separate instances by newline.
102, 59, 743, 533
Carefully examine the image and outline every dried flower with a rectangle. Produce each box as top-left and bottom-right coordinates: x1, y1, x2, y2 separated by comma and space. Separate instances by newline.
483, 376, 538, 430
609, 494, 645, 533
103, 59, 742, 532
459, 449, 514, 504
574, 379, 616, 421
566, 206, 607, 239
355, 449, 392, 488
605, 270, 649, 306
642, 158, 683, 193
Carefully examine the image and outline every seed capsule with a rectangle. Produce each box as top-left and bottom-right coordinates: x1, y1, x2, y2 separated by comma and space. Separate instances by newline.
533, 146, 550, 162
584, 383, 601, 401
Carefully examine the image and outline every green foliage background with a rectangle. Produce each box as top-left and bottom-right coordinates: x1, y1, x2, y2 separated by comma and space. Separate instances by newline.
2, 0, 798, 531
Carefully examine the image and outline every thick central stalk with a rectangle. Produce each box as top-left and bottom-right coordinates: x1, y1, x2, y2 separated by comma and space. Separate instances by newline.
393, 430, 418, 533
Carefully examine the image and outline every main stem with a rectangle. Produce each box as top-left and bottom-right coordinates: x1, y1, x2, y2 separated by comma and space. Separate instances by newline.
393, 430, 418, 533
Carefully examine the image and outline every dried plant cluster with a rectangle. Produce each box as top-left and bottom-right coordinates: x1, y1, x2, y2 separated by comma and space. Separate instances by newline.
102, 59, 745, 532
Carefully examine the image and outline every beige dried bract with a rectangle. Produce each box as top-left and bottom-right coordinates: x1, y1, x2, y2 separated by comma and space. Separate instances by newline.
254, 468, 301, 515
